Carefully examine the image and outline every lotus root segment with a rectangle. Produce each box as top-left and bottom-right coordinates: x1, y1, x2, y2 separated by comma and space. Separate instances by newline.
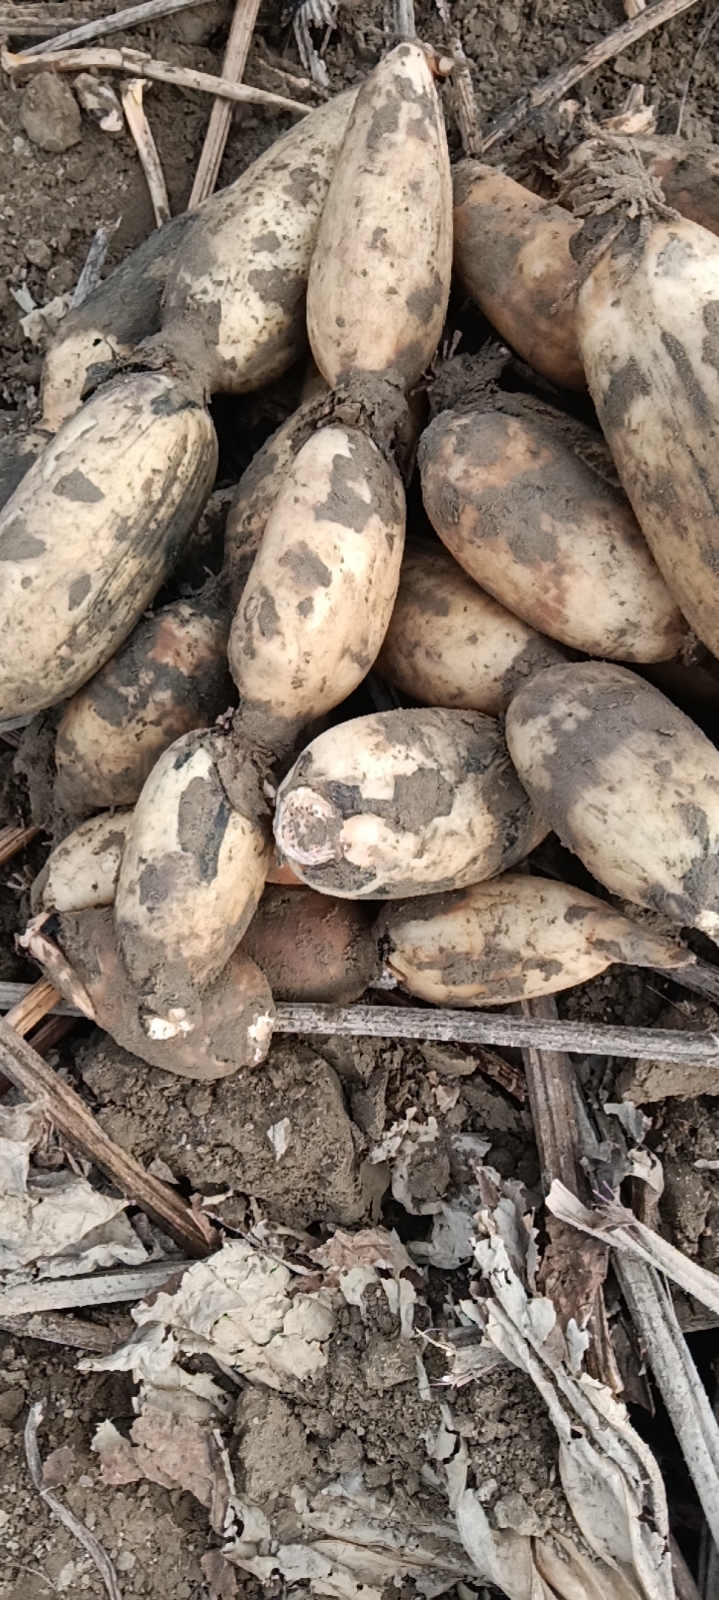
419, 408, 687, 663
0, 373, 217, 720
158, 91, 357, 393
378, 873, 691, 1006
242, 884, 378, 1003
506, 661, 719, 937
31, 811, 132, 916
55, 584, 233, 815
452, 161, 585, 390
115, 728, 271, 1028
224, 400, 321, 609
274, 708, 546, 899
40, 210, 194, 432
42, 908, 275, 1079
577, 216, 719, 658
307, 43, 452, 389
229, 425, 405, 755
378, 539, 566, 715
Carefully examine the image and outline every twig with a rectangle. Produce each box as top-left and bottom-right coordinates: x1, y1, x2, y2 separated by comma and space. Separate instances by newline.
676, 1, 719, 134
121, 77, 171, 226
0, 7, 86, 37
24, 0, 216, 57
0, 1262, 192, 1316
481, 0, 703, 153
0, 821, 41, 866
188, 0, 262, 209
0, 1015, 213, 1257
25, 1402, 121, 1600
2, 45, 310, 117
3, 981, 719, 1060
71, 220, 120, 308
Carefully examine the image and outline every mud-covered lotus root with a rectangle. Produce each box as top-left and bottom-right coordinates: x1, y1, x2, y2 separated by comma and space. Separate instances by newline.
115, 727, 272, 1027
451, 161, 584, 391
0, 372, 218, 721
27, 908, 275, 1081
39, 210, 194, 432
418, 408, 687, 664
55, 582, 233, 815
31, 811, 132, 915
378, 873, 692, 1006
505, 661, 719, 936
229, 425, 405, 756
377, 539, 566, 715
274, 708, 546, 899
224, 400, 322, 609
242, 884, 378, 1002
307, 43, 452, 390
576, 214, 719, 660
156, 91, 356, 394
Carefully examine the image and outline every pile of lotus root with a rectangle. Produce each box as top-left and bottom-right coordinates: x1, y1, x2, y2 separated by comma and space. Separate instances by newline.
4, 43, 719, 1083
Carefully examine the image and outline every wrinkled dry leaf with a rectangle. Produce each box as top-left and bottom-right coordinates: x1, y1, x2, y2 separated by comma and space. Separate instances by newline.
84, 1240, 337, 1401
225, 1473, 476, 1600
0, 1102, 146, 1276
465, 1184, 674, 1600
310, 1226, 412, 1279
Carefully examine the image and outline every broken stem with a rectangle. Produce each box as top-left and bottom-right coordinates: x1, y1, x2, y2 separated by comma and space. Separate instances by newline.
24, 0, 217, 57
188, 0, 262, 208
121, 77, 171, 227
2, 44, 310, 117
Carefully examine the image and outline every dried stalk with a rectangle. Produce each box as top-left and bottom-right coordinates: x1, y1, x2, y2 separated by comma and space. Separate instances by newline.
0, 1262, 193, 1317
2, 44, 310, 117
0, 1016, 213, 1257
24, 0, 215, 57
121, 77, 171, 226
272, 1001, 719, 1063
519, 993, 581, 1194
188, 0, 262, 208
618, 1257, 719, 1552
3, 981, 719, 1061
5, 978, 61, 1037
25, 1402, 121, 1600
481, 0, 702, 152
0, 1312, 125, 1353
0, 7, 85, 37
0, 821, 41, 865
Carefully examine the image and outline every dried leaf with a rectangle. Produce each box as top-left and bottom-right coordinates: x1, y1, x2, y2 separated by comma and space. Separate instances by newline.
0, 1103, 147, 1275
547, 1180, 719, 1319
